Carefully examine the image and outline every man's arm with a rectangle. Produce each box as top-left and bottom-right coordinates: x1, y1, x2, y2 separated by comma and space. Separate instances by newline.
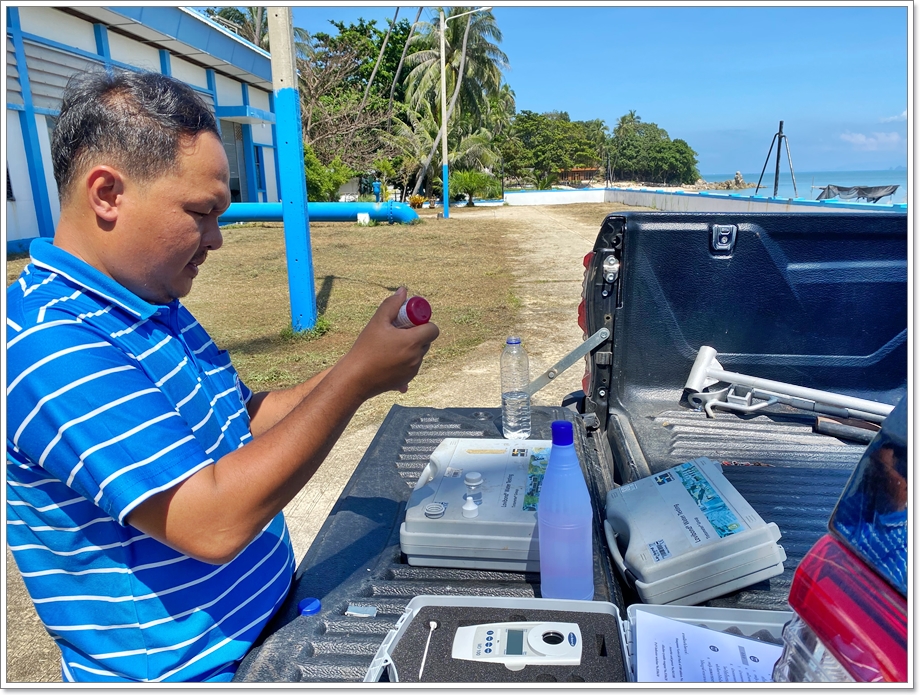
126, 288, 438, 564
246, 367, 332, 438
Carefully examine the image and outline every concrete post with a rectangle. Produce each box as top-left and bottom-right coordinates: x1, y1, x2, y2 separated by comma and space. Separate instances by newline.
267, 7, 317, 331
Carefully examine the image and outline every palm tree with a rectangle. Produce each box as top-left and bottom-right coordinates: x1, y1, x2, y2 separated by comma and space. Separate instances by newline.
388, 7, 424, 128
403, 7, 507, 128
204, 7, 309, 52
450, 170, 499, 206
377, 102, 440, 197
485, 82, 516, 141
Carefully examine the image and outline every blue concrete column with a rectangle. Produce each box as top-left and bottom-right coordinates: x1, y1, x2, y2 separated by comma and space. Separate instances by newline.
267, 7, 316, 331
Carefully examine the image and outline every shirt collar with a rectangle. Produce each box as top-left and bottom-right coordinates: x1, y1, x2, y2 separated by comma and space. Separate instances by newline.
29, 238, 169, 320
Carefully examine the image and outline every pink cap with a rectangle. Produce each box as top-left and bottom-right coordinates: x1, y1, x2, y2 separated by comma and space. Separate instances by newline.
404, 296, 431, 325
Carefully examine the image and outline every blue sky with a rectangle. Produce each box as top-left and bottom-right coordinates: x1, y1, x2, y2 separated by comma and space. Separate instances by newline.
292, 3, 910, 173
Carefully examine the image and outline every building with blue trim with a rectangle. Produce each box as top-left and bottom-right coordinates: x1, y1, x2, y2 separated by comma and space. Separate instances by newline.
5, 5, 280, 254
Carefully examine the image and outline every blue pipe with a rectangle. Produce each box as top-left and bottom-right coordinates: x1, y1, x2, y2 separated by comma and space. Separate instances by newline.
219, 201, 419, 225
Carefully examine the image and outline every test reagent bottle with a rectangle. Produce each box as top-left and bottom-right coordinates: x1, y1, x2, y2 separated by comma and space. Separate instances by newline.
538, 420, 594, 601
500, 336, 531, 439
393, 296, 432, 328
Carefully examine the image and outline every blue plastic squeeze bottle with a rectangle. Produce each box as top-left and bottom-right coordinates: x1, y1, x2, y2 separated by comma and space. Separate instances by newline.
537, 420, 594, 600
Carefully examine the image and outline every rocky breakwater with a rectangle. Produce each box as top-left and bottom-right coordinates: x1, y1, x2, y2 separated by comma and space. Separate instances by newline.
689, 171, 749, 191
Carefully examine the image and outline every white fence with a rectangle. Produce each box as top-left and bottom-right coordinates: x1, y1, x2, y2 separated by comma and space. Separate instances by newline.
504, 187, 907, 214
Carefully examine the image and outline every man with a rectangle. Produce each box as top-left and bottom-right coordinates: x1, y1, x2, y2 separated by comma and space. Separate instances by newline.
6, 69, 438, 682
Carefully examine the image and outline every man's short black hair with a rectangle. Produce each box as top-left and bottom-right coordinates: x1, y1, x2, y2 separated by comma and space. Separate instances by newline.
52, 68, 220, 203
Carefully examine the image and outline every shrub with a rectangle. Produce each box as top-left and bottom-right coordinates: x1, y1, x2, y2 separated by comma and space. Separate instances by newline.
408, 194, 426, 209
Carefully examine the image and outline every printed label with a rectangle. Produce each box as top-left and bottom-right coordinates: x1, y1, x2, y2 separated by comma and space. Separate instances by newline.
649, 539, 671, 562
522, 447, 550, 511
444, 467, 462, 478
673, 463, 744, 538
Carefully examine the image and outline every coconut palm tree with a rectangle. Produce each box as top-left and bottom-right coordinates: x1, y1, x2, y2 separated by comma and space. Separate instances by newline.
388, 7, 424, 128
403, 7, 508, 129
377, 102, 440, 197
204, 7, 309, 52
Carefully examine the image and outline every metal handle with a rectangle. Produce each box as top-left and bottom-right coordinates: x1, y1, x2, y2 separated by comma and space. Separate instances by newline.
524, 327, 610, 396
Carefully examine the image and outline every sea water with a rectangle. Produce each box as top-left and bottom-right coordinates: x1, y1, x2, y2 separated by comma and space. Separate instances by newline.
700, 169, 908, 204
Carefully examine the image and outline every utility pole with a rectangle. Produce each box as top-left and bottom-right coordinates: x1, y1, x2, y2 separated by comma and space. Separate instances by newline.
267, 7, 317, 331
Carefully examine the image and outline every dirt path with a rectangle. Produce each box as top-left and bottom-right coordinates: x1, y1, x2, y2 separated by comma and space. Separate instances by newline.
282, 204, 601, 559
5, 204, 608, 683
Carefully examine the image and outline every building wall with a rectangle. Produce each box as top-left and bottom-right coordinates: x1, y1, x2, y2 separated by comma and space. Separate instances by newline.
5, 6, 279, 251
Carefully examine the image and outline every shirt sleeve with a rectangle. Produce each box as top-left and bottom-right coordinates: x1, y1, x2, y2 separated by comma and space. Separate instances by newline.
7, 323, 216, 525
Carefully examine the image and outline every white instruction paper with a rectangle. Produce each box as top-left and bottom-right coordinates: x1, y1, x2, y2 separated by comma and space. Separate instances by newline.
635, 610, 783, 682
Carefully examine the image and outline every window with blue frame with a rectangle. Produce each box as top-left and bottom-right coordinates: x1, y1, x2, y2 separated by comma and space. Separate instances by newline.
254, 146, 266, 198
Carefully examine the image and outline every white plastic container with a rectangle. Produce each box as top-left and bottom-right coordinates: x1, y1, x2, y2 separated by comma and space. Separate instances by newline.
620, 604, 794, 682
604, 457, 786, 605
400, 437, 552, 571
364, 595, 622, 683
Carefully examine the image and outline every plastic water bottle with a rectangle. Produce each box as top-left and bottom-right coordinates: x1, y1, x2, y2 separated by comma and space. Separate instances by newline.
500, 336, 531, 439
538, 420, 594, 601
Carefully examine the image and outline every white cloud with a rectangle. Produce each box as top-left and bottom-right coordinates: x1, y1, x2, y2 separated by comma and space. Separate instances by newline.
839, 131, 902, 151
880, 110, 907, 122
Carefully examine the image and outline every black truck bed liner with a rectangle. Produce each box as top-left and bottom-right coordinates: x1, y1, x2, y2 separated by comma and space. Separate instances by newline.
234, 404, 854, 682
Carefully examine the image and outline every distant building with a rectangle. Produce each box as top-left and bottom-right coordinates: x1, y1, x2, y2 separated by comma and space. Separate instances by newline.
6, 6, 279, 252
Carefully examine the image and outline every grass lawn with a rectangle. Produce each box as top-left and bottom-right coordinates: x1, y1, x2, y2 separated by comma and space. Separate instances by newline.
5, 208, 522, 393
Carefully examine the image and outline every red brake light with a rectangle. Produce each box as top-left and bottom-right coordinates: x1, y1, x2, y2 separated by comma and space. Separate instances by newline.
582, 251, 594, 268
789, 534, 907, 682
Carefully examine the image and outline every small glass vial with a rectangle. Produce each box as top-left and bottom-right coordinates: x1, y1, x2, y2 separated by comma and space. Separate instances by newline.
393, 296, 432, 328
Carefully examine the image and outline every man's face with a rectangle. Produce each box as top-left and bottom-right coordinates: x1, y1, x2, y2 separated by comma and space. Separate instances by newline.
115, 132, 231, 305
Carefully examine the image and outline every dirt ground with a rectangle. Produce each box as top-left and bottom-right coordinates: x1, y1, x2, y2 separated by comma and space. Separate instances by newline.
5, 202, 635, 683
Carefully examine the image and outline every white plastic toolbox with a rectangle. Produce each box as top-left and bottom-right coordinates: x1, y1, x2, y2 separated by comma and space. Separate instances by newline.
604, 457, 786, 605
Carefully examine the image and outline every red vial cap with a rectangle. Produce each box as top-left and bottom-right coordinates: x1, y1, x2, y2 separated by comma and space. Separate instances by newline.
405, 296, 431, 325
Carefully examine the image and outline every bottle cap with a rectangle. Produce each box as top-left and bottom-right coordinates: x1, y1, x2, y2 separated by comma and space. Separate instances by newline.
405, 296, 432, 325
551, 420, 574, 446
464, 471, 483, 487
506, 336, 521, 345
298, 597, 321, 616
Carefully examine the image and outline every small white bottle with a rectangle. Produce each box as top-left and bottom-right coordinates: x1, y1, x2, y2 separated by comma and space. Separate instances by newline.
500, 336, 531, 439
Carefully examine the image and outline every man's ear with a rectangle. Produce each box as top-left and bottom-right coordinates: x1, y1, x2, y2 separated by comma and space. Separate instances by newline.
86, 166, 126, 224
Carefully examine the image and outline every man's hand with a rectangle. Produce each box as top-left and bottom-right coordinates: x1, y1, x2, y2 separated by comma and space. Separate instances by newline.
337, 287, 440, 399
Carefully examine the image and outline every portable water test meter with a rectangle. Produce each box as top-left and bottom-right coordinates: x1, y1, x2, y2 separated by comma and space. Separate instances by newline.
451, 621, 582, 671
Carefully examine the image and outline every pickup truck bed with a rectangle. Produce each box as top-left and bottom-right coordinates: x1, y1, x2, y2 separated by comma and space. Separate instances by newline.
233, 406, 853, 682
234, 210, 906, 683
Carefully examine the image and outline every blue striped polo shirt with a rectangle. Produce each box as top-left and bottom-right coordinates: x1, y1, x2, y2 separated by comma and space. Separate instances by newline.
6, 239, 295, 682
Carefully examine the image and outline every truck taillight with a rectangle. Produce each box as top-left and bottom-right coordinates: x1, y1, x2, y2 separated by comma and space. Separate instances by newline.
782, 534, 907, 682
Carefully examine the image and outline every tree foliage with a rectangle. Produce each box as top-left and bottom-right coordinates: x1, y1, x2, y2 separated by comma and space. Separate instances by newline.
609, 112, 699, 184
303, 143, 354, 201
204, 7, 703, 196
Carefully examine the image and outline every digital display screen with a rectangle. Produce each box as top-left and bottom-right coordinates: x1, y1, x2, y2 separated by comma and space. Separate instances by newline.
505, 629, 524, 656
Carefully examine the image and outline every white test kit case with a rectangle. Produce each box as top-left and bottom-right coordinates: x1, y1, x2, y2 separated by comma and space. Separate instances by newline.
399, 437, 552, 571
603, 457, 786, 605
